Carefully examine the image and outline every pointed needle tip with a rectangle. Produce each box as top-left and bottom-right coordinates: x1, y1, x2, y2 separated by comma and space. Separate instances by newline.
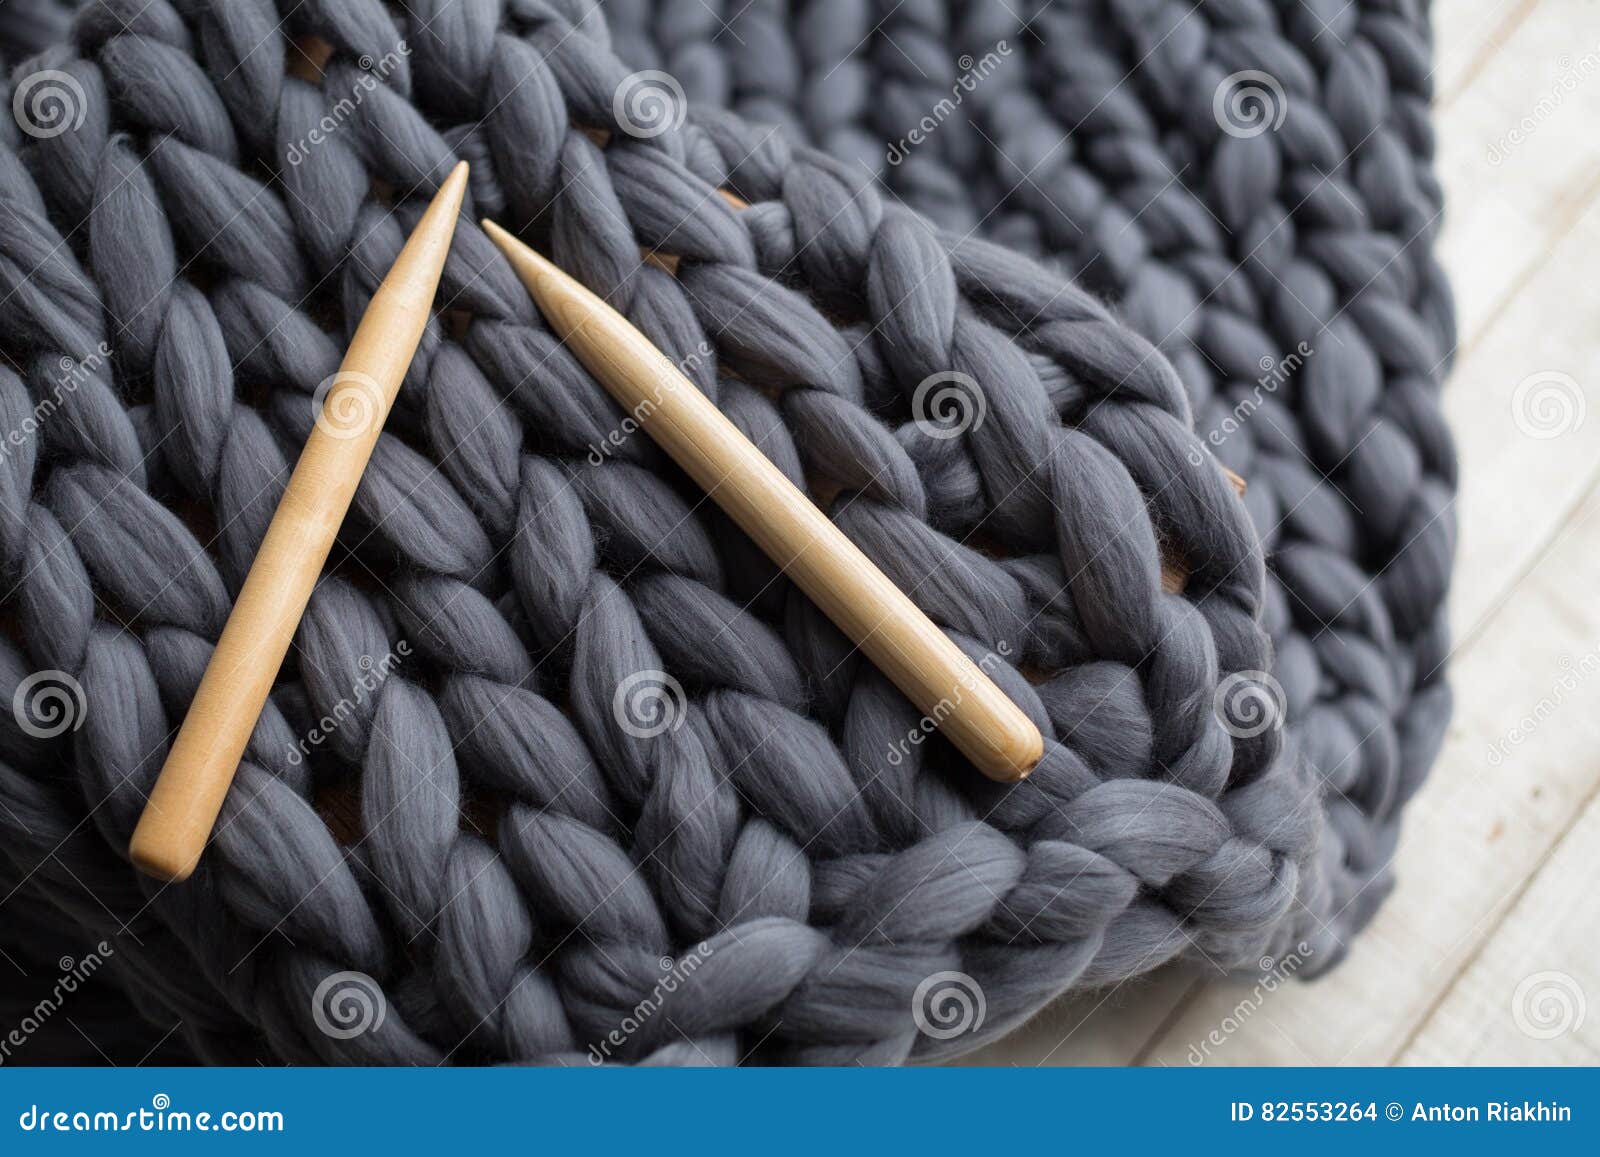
366, 161, 470, 318
432, 159, 469, 215
481, 220, 559, 282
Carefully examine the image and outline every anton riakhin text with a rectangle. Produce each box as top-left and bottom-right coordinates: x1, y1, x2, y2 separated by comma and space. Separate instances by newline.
1411, 1101, 1570, 1123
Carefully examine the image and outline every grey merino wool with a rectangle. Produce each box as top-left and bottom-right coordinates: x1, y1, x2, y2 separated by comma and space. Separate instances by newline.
0, 0, 1454, 1065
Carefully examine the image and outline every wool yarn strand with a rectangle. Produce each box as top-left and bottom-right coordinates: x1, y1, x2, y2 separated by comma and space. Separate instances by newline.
0, 0, 1454, 1066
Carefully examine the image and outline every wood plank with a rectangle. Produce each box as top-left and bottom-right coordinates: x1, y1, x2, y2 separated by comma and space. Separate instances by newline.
1399, 784, 1600, 1065
1136, 471, 1600, 1064
1435, 0, 1541, 107
1443, 199, 1600, 636
1434, 0, 1600, 348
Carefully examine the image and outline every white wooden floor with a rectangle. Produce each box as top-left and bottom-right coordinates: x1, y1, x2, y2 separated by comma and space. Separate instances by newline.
974, 0, 1600, 1067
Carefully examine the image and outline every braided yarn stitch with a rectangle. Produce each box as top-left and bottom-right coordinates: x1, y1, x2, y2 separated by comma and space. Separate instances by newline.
0, 0, 1453, 1065
609, 0, 1458, 967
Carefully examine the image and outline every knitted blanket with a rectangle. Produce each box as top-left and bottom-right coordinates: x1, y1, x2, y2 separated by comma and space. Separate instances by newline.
0, 0, 1454, 1065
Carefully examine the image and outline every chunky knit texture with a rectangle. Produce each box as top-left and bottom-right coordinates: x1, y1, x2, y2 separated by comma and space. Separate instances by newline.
0, 0, 1453, 1065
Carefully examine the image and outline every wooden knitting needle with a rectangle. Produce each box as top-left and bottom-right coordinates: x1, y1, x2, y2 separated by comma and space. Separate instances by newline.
484, 220, 1044, 782
129, 162, 471, 882
637, 189, 1244, 595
